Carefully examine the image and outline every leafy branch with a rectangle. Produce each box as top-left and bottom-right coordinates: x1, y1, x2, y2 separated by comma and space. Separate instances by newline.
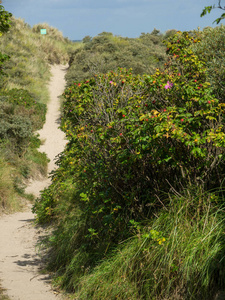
0, 5, 12, 35
201, 1, 225, 24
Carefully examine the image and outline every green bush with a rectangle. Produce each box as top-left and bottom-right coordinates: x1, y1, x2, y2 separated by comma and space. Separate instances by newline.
191, 25, 225, 103
0, 88, 46, 129
0, 115, 32, 153
66, 30, 167, 85
33, 31, 225, 296
0, 87, 48, 209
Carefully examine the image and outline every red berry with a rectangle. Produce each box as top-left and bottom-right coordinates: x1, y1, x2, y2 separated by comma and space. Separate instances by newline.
122, 114, 125, 117
181, 119, 184, 122
208, 100, 211, 104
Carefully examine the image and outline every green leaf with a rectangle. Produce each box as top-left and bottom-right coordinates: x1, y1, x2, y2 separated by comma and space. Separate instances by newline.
201, 6, 213, 17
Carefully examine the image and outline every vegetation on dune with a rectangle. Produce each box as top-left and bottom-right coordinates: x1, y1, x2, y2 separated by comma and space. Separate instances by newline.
66, 29, 171, 85
0, 4, 76, 297
2, 2, 225, 299
33, 26, 225, 299
0, 17, 74, 101
0, 10, 76, 213
75, 194, 225, 300
191, 25, 225, 103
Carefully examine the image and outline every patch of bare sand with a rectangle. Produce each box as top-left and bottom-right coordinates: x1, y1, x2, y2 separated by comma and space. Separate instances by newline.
0, 65, 68, 300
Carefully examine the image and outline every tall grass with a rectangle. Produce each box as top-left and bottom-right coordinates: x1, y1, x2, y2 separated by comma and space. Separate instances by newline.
72, 191, 225, 300
0, 157, 20, 213
38, 189, 225, 299
0, 17, 76, 103
0, 284, 10, 300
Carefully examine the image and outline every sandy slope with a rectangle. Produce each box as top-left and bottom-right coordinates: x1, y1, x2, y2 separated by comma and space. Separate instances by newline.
0, 65, 68, 300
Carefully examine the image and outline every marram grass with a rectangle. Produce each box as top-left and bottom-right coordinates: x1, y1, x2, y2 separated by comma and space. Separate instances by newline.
57, 192, 225, 300
0, 158, 20, 213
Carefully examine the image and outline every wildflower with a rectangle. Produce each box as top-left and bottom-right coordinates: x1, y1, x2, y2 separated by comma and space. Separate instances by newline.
164, 81, 173, 89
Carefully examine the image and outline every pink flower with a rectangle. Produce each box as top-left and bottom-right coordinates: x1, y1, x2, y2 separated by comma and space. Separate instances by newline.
164, 81, 173, 89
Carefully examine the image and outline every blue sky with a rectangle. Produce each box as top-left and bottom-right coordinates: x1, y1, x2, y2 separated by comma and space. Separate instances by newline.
2, 0, 224, 40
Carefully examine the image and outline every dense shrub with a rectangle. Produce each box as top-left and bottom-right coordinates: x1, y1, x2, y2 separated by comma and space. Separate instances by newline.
0, 88, 48, 210
0, 88, 46, 129
66, 30, 167, 85
0, 87, 47, 164
33, 31, 225, 296
191, 24, 225, 103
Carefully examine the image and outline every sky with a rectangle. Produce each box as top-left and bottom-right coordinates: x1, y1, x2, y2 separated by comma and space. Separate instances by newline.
2, 0, 224, 40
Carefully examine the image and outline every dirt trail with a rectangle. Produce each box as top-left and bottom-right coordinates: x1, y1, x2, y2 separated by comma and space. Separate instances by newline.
0, 65, 68, 300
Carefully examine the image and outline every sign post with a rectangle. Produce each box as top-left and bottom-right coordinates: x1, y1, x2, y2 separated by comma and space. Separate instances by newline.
40, 29, 47, 35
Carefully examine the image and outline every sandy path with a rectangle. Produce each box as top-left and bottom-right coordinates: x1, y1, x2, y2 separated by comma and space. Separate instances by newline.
0, 65, 68, 300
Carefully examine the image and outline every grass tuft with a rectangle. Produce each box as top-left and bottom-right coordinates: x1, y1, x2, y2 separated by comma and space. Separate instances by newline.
73, 191, 225, 300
